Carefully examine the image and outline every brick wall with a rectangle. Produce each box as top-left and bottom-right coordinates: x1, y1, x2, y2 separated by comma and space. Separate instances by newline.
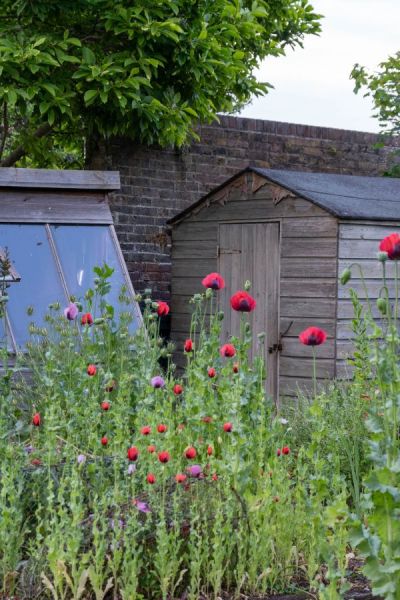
106, 115, 399, 300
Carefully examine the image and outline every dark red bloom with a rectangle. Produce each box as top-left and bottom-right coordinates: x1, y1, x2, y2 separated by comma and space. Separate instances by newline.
282, 446, 290, 455
277, 448, 281, 456
158, 451, 170, 463
202, 416, 213, 424
173, 384, 183, 395
230, 291, 256, 312
184, 339, 193, 353
101, 401, 110, 411
127, 446, 139, 461
379, 233, 400, 260
81, 312, 93, 326
87, 364, 97, 376
157, 424, 167, 433
207, 367, 216, 378
31, 458, 42, 466
147, 473, 156, 484
207, 445, 213, 456
141, 426, 151, 435
299, 327, 327, 346
212, 473, 218, 481
202, 272, 225, 290
156, 301, 170, 316
105, 380, 117, 392
101, 436, 108, 446
175, 473, 187, 483
233, 362, 239, 373
223, 422, 233, 432
220, 343, 236, 358
185, 446, 197, 459
147, 444, 156, 453
32, 413, 41, 427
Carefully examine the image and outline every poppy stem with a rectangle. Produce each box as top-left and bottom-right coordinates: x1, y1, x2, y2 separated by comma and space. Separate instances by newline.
395, 261, 399, 325
312, 346, 317, 398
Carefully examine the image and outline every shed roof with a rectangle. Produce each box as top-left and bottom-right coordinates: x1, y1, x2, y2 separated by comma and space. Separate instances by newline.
0, 167, 120, 190
168, 167, 400, 224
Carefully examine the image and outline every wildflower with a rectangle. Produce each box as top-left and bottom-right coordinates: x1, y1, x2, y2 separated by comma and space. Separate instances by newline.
173, 384, 183, 395
212, 473, 218, 481
201, 272, 225, 290
32, 413, 41, 427
151, 375, 165, 388
148, 445, 156, 453
77, 454, 86, 465
223, 422, 233, 432
132, 499, 151, 513
185, 446, 197, 459
158, 451, 170, 463
87, 364, 97, 376
156, 301, 170, 316
220, 343, 236, 358
277, 448, 281, 456
127, 464, 136, 475
175, 473, 187, 483
299, 327, 327, 346
184, 339, 193, 352
105, 380, 116, 392
101, 436, 108, 446
230, 291, 256, 312
233, 362, 239, 373
207, 445, 213, 456
141, 426, 151, 435
127, 446, 139, 461
202, 416, 213, 423
147, 473, 156, 484
379, 233, 400, 260
207, 367, 216, 378
282, 446, 290, 455
81, 312, 93, 326
31, 458, 42, 466
157, 423, 167, 433
64, 302, 78, 321
24, 445, 34, 454
101, 401, 110, 411
279, 417, 288, 425
186, 464, 202, 478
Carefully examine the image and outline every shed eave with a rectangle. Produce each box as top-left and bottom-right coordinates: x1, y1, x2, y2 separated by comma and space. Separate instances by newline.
0, 167, 120, 191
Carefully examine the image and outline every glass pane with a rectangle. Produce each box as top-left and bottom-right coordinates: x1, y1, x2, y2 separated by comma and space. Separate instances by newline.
51, 225, 138, 329
0, 225, 66, 346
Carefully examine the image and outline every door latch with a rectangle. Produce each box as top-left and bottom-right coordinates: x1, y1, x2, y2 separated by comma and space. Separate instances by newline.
268, 320, 293, 355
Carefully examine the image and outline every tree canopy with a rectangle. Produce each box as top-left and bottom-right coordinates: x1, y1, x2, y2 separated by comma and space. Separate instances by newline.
0, 0, 321, 167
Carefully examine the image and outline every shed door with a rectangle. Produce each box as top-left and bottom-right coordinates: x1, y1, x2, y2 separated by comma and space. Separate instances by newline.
218, 222, 280, 401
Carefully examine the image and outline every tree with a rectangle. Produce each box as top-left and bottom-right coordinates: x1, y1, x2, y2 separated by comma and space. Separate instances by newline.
0, 0, 321, 168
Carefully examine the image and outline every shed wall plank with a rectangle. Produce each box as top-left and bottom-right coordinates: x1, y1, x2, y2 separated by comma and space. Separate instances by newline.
281, 237, 337, 258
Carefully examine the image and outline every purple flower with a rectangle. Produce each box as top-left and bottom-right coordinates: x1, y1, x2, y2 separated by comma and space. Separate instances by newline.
151, 375, 165, 389
64, 302, 79, 321
133, 499, 151, 513
77, 454, 86, 465
187, 464, 202, 478
127, 463, 136, 475
24, 445, 34, 455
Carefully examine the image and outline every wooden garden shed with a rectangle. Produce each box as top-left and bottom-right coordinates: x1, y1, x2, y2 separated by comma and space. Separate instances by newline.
168, 167, 400, 401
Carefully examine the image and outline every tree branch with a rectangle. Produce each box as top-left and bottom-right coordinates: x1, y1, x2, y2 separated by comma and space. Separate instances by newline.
0, 123, 52, 167
0, 103, 9, 161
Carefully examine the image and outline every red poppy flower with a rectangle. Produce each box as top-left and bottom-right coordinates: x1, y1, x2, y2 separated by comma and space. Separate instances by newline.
207, 367, 216, 378
185, 446, 196, 459
223, 422, 233, 432
175, 473, 187, 483
87, 364, 97, 376
173, 384, 183, 395
127, 446, 139, 461
31, 458, 42, 466
220, 344, 236, 358
379, 233, 400, 260
299, 327, 327, 346
282, 446, 290, 455
32, 413, 41, 427
230, 291, 256, 312
158, 451, 170, 463
207, 445, 213, 456
212, 473, 218, 481
156, 301, 170, 316
147, 473, 156, 484
81, 312, 93, 326
101, 436, 108, 446
233, 363, 239, 373
184, 339, 193, 353
147, 444, 156, 453
157, 424, 167, 433
101, 401, 110, 411
141, 426, 151, 435
201, 272, 225, 290
202, 416, 213, 424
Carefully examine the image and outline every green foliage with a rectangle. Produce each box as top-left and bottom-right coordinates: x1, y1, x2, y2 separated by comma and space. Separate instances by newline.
0, 0, 321, 167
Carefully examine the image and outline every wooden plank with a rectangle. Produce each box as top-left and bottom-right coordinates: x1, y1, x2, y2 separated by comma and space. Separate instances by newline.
171, 277, 206, 296
282, 217, 337, 238
338, 299, 386, 319
280, 356, 335, 379
0, 167, 120, 190
173, 259, 218, 278
280, 317, 336, 338
171, 240, 217, 259
281, 237, 337, 258
338, 280, 396, 299
172, 222, 218, 242
280, 376, 327, 397
336, 340, 356, 360
0, 191, 112, 224
281, 279, 336, 298
339, 223, 400, 240
280, 297, 336, 318
336, 360, 354, 379
338, 258, 396, 279
339, 238, 400, 259
281, 258, 337, 278
280, 337, 335, 359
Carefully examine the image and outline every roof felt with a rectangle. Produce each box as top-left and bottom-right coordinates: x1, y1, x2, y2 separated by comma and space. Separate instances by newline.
168, 167, 400, 224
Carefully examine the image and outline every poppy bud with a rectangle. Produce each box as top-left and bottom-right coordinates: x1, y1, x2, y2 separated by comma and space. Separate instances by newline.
141, 426, 151, 435
233, 362, 239, 373
339, 268, 351, 285
32, 413, 41, 427
377, 297, 389, 315
184, 339, 193, 353
101, 401, 110, 411
127, 446, 139, 461
81, 312, 93, 326
207, 367, 216, 378
173, 384, 183, 395
147, 444, 156, 453
207, 445, 213, 456
147, 473, 156, 484
157, 424, 167, 433
158, 451, 170, 463
101, 436, 108, 446
185, 446, 196, 459
223, 422, 233, 432
87, 364, 97, 376
175, 473, 187, 483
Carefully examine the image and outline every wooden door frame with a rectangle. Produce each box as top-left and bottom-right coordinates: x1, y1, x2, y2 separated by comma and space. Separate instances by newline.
217, 219, 282, 403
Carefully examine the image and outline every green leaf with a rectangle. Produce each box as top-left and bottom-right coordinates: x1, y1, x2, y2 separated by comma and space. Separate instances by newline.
84, 89, 98, 104
82, 47, 96, 64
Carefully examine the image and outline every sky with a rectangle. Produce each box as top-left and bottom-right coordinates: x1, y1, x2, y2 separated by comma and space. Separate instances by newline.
240, 0, 400, 133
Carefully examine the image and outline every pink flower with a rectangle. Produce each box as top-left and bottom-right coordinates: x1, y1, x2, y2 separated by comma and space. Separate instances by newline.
132, 499, 151, 513
64, 302, 78, 321
186, 464, 202, 478
151, 376, 165, 388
